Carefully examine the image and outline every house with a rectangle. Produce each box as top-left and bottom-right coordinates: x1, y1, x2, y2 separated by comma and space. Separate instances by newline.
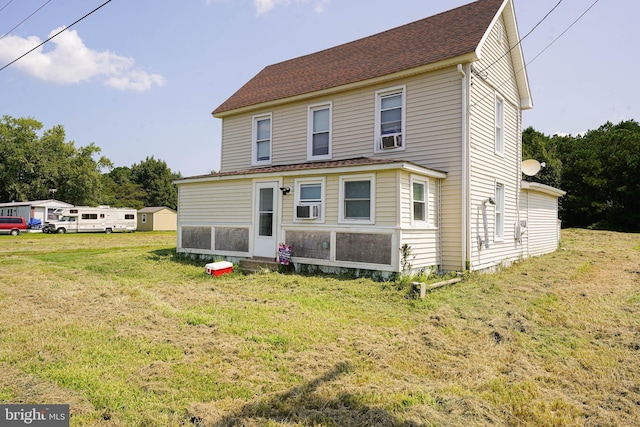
137, 207, 177, 231
0, 199, 73, 223
175, 0, 565, 276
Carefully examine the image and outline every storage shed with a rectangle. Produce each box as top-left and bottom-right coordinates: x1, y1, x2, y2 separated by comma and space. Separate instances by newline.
137, 207, 177, 231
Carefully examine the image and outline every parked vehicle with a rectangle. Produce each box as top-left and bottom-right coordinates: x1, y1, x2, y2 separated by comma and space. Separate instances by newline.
0, 216, 28, 236
43, 206, 137, 234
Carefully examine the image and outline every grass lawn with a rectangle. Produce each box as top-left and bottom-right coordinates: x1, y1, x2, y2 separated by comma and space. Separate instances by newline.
0, 229, 639, 426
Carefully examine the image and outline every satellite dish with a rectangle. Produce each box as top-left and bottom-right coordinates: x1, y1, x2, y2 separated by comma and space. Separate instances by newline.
522, 159, 542, 176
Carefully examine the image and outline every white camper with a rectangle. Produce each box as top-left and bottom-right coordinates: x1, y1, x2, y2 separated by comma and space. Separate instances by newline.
44, 206, 137, 234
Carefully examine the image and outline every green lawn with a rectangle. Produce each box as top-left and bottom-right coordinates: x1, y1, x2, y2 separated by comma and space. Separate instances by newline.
0, 230, 638, 426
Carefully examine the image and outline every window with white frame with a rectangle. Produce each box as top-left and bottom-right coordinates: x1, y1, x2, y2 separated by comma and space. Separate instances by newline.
375, 86, 405, 152
339, 175, 375, 224
141, 213, 147, 224
411, 178, 428, 224
495, 183, 504, 239
495, 96, 504, 155
252, 114, 272, 165
308, 104, 331, 160
295, 178, 324, 221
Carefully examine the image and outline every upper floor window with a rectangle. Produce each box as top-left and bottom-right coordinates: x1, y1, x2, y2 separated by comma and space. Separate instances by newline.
375, 86, 406, 152
339, 174, 375, 224
252, 114, 272, 166
295, 178, 325, 221
495, 182, 504, 240
411, 178, 429, 224
495, 96, 504, 155
308, 103, 332, 160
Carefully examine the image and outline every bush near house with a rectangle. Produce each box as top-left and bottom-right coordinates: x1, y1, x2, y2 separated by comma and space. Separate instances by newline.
0, 230, 638, 426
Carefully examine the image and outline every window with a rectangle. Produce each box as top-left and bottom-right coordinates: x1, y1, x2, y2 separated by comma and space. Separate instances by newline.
495, 183, 504, 239
125, 214, 135, 220
258, 187, 274, 236
412, 179, 428, 224
308, 104, 332, 160
252, 114, 272, 165
375, 86, 406, 152
495, 96, 504, 155
339, 175, 375, 224
295, 178, 325, 221
82, 213, 98, 220
141, 214, 147, 223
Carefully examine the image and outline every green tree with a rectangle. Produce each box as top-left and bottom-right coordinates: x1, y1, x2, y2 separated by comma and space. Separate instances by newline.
0, 116, 111, 204
522, 126, 562, 189
557, 120, 640, 231
130, 157, 180, 209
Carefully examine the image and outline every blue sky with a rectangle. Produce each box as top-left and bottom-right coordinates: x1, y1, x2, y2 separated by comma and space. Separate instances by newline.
0, 0, 637, 178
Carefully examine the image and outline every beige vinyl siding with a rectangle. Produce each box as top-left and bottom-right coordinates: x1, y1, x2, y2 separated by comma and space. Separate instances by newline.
398, 170, 441, 271
467, 14, 524, 271
219, 115, 252, 172
178, 179, 252, 224
404, 68, 463, 271
401, 229, 439, 272
522, 190, 561, 256
217, 67, 463, 270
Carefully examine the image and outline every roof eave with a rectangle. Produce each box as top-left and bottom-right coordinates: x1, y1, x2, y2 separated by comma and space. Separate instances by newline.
474, 0, 532, 110
176, 161, 447, 184
212, 52, 479, 119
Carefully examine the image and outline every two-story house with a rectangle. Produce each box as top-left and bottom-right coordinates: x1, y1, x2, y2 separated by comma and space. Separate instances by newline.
175, 0, 565, 276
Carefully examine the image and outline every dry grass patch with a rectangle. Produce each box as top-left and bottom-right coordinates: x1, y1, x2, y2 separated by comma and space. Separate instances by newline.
0, 229, 639, 426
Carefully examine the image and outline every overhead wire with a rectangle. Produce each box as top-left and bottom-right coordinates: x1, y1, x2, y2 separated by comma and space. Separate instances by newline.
476, 0, 564, 74
0, 0, 15, 13
0, 0, 53, 40
471, 0, 601, 109
0, 0, 113, 72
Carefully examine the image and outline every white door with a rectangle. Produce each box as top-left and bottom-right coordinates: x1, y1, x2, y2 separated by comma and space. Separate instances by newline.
253, 182, 278, 259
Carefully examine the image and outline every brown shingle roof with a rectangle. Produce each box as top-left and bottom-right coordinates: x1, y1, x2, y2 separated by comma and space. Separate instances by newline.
176, 157, 447, 181
213, 0, 504, 115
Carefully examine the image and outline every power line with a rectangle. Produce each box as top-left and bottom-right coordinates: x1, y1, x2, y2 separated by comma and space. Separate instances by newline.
0, 0, 15, 13
0, 0, 113, 72
0, 0, 53, 40
526, 0, 600, 67
471, 0, 601, 109
476, 0, 564, 74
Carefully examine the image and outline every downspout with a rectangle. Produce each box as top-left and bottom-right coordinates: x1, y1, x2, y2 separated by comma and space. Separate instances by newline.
458, 63, 470, 272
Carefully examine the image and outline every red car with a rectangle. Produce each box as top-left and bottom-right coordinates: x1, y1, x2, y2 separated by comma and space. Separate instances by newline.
0, 216, 28, 236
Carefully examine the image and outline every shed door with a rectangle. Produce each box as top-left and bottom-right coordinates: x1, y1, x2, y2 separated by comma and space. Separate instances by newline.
253, 182, 278, 259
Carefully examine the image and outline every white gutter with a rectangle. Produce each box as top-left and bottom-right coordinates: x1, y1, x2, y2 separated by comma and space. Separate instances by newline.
458, 63, 470, 271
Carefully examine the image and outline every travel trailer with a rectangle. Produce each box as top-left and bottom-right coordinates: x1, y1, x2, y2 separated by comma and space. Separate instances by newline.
44, 206, 137, 234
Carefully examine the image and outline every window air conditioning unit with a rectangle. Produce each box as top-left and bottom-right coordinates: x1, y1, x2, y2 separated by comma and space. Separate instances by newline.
297, 204, 320, 219
381, 134, 402, 149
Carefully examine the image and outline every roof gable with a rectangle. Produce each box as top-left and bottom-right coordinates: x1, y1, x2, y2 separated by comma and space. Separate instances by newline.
213, 0, 507, 116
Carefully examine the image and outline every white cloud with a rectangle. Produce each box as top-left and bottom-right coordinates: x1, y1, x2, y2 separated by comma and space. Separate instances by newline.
253, 0, 329, 15
0, 26, 166, 91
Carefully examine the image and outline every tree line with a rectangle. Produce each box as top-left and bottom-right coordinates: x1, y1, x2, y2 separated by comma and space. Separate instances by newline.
3, 115, 639, 231
523, 119, 640, 232
0, 116, 180, 210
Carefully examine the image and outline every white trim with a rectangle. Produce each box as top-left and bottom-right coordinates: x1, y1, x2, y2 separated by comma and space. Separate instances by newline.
410, 175, 429, 227
521, 181, 566, 197
251, 113, 272, 166
338, 174, 375, 225
307, 102, 332, 161
495, 94, 504, 156
374, 85, 406, 153
494, 182, 505, 241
